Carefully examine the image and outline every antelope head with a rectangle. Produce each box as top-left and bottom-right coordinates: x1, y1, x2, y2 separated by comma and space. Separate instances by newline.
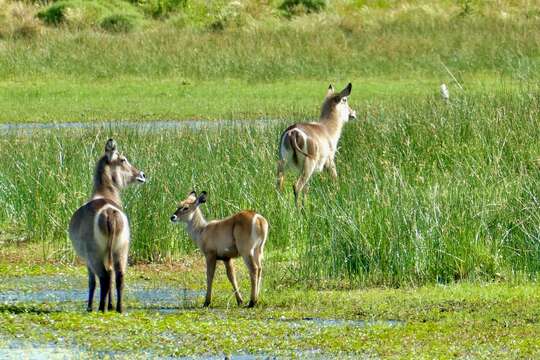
321, 83, 357, 122
99, 139, 146, 190
170, 191, 207, 223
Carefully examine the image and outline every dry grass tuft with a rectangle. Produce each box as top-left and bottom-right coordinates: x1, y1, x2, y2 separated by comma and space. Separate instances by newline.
0, 0, 43, 38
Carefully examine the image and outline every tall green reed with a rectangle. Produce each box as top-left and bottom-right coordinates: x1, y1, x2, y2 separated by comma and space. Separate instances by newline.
1, 90, 539, 286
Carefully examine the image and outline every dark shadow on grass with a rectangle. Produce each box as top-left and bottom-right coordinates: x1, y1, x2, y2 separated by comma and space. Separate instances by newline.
128, 305, 190, 314
0, 304, 57, 314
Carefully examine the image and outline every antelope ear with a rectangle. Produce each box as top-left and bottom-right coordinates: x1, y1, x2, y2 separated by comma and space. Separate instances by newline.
197, 191, 207, 204
105, 139, 118, 162
339, 83, 352, 98
187, 190, 197, 202
326, 84, 335, 98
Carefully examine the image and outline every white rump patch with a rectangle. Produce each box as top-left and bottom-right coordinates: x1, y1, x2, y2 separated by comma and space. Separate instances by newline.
93, 204, 130, 264
250, 214, 265, 256
280, 128, 309, 164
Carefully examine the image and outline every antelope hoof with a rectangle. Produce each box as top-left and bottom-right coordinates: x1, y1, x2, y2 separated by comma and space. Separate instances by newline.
203, 300, 211, 307
247, 300, 257, 308
86, 307, 93, 313
236, 298, 244, 306
116, 307, 123, 313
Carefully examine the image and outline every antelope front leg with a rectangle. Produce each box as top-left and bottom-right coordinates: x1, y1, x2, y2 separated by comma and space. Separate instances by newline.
224, 259, 244, 306
204, 254, 217, 307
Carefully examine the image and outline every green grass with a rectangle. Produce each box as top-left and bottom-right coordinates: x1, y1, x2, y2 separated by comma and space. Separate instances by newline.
1, 87, 539, 287
0, 76, 516, 123
1, 246, 540, 358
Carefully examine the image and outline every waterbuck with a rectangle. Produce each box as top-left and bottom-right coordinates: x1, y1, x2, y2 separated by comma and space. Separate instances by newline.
276, 83, 356, 205
69, 139, 146, 313
170, 191, 269, 307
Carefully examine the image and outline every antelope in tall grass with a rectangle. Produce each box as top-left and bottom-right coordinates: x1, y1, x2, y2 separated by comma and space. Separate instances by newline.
277, 83, 356, 205
170, 191, 269, 307
69, 139, 146, 313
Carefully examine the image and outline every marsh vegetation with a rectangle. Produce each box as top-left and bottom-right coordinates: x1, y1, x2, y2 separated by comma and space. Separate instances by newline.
1, 89, 539, 287
2, 244, 540, 358
1, 0, 540, 357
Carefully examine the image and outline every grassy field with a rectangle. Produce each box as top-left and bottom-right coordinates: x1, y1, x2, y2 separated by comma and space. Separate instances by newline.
1, 243, 540, 358
0, 77, 436, 123
0, 76, 529, 123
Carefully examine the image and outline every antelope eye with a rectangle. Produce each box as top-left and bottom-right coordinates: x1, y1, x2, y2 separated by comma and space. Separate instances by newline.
121, 158, 127, 163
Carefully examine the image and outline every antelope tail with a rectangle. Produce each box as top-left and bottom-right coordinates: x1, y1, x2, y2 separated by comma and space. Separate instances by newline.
288, 129, 312, 159
105, 209, 120, 272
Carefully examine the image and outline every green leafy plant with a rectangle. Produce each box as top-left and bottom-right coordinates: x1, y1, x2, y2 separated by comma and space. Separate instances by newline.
100, 13, 140, 32
279, 0, 326, 17
138, 0, 187, 18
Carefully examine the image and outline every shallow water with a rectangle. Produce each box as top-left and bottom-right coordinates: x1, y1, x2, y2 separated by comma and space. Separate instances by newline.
0, 274, 204, 310
130, 287, 204, 311
276, 316, 404, 329
299, 317, 403, 328
0, 340, 315, 360
0, 289, 88, 303
0, 343, 88, 360
0, 342, 275, 360
0, 340, 125, 360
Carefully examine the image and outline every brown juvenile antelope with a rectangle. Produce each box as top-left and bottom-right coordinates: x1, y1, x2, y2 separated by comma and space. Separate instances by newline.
277, 83, 356, 205
69, 139, 146, 313
170, 191, 269, 307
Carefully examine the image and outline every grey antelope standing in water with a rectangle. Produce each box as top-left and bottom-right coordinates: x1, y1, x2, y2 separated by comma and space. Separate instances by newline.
170, 191, 269, 307
277, 83, 357, 206
69, 139, 146, 313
